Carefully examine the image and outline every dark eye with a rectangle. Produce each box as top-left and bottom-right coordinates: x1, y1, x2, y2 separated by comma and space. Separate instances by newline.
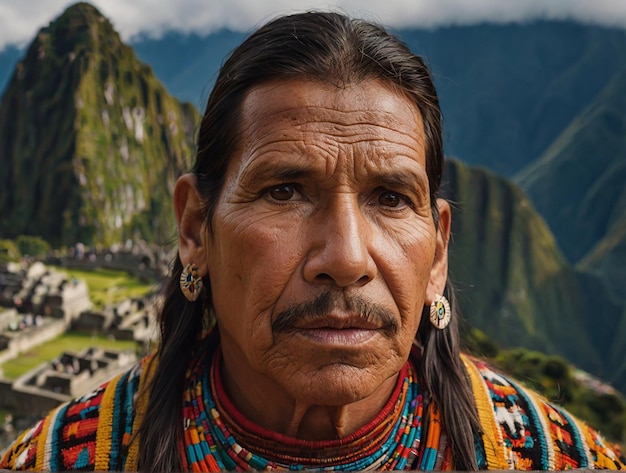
378, 191, 402, 208
269, 185, 295, 201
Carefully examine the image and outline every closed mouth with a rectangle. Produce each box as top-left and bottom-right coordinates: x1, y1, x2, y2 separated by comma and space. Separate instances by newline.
293, 313, 384, 331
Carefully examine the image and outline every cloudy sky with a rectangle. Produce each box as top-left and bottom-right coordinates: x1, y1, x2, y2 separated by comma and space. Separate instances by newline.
1, 0, 626, 51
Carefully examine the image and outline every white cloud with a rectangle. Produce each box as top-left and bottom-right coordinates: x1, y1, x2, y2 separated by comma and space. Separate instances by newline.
1, 0, 626, 51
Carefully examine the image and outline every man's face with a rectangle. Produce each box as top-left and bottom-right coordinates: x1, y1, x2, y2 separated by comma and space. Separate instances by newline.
201, 79, 448, 407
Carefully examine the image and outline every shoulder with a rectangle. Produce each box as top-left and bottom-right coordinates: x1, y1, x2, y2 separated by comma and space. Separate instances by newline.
461, 353, 626, 470
0, 356, 150, 471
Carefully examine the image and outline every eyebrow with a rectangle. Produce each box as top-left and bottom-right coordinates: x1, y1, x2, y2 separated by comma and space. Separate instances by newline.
240, 159, 429, 195
241, 163, 316, 185
370, 170, 430, 196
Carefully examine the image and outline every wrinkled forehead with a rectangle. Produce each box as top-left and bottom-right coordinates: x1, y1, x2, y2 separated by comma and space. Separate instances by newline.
239, 78, 424, 139
215, 78, 430, 198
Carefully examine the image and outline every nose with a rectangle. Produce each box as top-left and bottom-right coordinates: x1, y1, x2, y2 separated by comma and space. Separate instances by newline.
303, 195, 377, 288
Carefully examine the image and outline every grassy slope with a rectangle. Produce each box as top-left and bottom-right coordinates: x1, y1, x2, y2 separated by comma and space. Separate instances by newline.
0, 264, 153, 379
514, 70, 626, 393
50, 266, 155, 309
0, 331, 137, 379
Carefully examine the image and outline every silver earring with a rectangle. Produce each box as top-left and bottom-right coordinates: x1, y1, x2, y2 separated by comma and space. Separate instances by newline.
180, 263, 203, 302
429, 294, 451, 329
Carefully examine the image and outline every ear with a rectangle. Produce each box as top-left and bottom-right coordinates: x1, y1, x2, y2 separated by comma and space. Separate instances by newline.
174, 173, 209, 276
425, 198, 451, 306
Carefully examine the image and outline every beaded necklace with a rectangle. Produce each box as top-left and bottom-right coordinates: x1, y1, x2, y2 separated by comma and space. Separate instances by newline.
179, 341, 448, 471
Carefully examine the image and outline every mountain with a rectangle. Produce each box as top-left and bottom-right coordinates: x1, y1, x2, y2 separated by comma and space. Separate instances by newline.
131, 30, 247, 111
0, 45, 22, 95
517, 68, 626, 305
0, 2, 199, 248
443, 159, 625, 391
393, 23, 626, 178
4, 17, 626, 179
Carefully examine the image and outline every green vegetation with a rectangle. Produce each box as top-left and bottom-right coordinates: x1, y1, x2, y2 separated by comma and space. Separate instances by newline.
0, 331, 137, 380
15, 235, 50, 258
51, 266, 155, 309
0, 235, 52, 263
516, 70, 626, 315
0, 239, 20, 264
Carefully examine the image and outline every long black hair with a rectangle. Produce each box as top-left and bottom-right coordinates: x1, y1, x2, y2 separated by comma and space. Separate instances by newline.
139, 11, 481, 471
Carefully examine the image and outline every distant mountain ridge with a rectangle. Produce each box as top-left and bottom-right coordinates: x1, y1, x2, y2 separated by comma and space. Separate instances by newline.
517, 67, 626, 305
444, 159, 625, 392
127, 22, 626, 175
0, 2, 199, 247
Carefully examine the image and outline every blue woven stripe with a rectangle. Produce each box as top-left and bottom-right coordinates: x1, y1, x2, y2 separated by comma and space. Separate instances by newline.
48, 403, 70, 471
119, 368, 140, 470
553, 404, 589, 468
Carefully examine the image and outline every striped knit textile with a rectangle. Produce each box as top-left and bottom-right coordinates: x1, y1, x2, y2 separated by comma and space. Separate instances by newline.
0, 359, 147, 471
1, 347, 624, 470
463, 355, 625, 470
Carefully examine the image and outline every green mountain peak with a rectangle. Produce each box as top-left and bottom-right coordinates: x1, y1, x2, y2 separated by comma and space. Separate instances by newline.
0, 2, 200, 247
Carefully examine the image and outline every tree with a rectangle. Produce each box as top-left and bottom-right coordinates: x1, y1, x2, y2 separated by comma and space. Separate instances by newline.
15, 235, 50, 258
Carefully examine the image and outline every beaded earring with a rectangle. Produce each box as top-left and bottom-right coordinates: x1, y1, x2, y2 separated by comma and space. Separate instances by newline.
180, 263, 203, 302
429, 294, 451, 329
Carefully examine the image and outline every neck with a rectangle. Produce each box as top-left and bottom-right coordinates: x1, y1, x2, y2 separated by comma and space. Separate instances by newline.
217, 339, 399, 441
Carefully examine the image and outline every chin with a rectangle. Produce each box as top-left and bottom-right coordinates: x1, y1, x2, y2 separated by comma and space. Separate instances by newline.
285, 363, 391, 406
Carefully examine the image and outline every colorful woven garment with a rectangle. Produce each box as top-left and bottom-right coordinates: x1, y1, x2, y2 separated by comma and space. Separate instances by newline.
0, 359, 146, 471
1, 335, 625, 470
463, 356, 625, 470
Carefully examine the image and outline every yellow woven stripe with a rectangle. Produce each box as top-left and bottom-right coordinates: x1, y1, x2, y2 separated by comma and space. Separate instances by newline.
1, 422, 35, 469
94, 373, 124, 470
461, 354, 509, 470
36, 403, 63, 471
125, 354, 156, 471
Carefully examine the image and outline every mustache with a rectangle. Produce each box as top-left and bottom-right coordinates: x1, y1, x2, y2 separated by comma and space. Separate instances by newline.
272, 291, 399, 334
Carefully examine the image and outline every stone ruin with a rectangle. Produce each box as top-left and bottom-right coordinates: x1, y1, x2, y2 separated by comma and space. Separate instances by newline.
46, 240, 174, 282
0, 255, 157, 396
0, 346, 137, 415
0, 253, 161, 366
0, 262, 92, 365
0, 247, 171, 450
0, 261, 92, 320
0, 250, 163, 449
73, 294, 160, 344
